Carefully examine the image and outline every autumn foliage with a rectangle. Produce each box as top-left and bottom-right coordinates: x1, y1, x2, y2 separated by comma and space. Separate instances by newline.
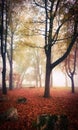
0, 87, 78, 130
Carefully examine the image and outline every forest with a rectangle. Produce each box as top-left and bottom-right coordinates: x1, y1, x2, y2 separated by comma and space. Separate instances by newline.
0, 0, 78, 130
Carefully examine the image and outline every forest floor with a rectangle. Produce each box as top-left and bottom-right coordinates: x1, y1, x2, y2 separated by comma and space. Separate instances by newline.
0, 87, 78, 130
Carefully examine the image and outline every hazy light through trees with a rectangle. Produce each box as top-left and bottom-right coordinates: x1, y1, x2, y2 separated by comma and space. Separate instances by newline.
0, 0, 78, 91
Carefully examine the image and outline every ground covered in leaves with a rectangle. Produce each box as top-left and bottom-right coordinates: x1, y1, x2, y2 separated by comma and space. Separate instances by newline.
0, 87, 78, 130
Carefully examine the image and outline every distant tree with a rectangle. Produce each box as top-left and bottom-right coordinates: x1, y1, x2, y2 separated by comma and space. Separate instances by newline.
65, 43, 78, 93
12, 3, 45, 87
7, 8, 15, 90
34, 48, 43, 87
7, 1, 21, 90
34, 0, 78, 97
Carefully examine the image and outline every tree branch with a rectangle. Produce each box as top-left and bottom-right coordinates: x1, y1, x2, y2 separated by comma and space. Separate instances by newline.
53, 0, 60, 18
33, 0, 45, 9
50, 32, 78, 70
51, 16, 73, 46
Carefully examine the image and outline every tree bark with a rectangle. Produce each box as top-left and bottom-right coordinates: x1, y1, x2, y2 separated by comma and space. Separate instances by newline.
44, 46, 51, 97
1, 0, 7, 94
9, 32, 13, 90
71, 76, 75, 93
2, 55, 7, 94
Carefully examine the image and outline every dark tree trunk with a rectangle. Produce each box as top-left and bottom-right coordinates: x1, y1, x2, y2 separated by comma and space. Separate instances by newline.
1, 0, 7, 94
71, 75, 75, 93
44, 46, 51, 97
2, 55, 7, 94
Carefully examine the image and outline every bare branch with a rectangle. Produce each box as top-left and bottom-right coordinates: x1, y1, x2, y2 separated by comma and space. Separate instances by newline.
33, 0, 45, 9
50, 30, 78, 70
52, 16, 73, 45
53, 0, 60, 18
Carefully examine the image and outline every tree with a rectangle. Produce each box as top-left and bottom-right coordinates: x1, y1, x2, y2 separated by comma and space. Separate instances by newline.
65, 43, 78, 93
34, 48, 45, 87
0, 0, 18, 92
7, 7, 16, 90
13, 44, 31, 87
0, 0, 8, 94
33, 0, 78, 97
12, 2, 45, 87
7, 0, 22, 90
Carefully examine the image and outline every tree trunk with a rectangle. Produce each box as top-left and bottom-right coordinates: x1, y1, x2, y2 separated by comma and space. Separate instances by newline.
50, 72, 53, 87
39, 73, 42, 87
9, 32, 13, 90
2, 55, 7, 94
44, 46, 51, 97
71, 75, 75, 93
9, 63, 13, 90
1, 0, 7, 94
